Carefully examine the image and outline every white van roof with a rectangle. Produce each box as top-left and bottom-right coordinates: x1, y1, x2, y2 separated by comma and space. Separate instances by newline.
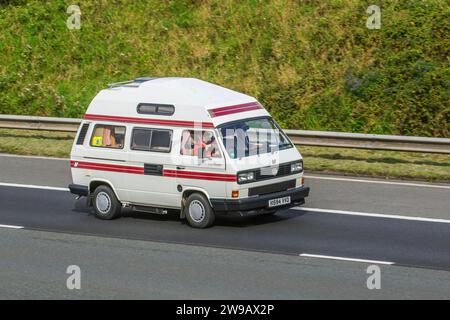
84, 77, 270, 128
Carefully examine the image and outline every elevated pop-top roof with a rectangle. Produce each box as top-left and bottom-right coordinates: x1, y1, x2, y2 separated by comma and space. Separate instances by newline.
84, 77, 270, 128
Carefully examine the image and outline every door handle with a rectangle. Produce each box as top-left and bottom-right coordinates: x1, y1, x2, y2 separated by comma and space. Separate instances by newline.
176, 166, 186, 170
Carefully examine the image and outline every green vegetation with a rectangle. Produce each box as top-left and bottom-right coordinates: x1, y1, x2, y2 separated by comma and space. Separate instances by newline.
300, 146, 450, 182
1, 129, 449, 182
0, 129, 74, 158
0, 0, 448, 136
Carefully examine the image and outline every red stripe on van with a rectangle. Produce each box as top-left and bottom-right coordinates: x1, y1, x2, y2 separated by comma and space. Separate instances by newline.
70, 161, 144, 174
84, 114, 215, 128
208, 102, 263, 117
70, 161, 237, 182
163, 169, 237, 182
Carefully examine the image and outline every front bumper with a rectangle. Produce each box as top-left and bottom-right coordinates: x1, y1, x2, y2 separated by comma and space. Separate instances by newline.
210, 186, 310, 216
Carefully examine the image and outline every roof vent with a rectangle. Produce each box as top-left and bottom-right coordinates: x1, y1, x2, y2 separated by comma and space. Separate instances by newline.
107, 77, 158, 89
137, 103, 175, 116
134, 77, 158, 83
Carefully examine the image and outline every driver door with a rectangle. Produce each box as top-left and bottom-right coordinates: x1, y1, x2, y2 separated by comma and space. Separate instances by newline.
172, 129, 227, 200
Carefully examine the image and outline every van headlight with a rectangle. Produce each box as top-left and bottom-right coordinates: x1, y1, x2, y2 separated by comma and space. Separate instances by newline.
291, 160, 303, 173
237, 171, 255, 184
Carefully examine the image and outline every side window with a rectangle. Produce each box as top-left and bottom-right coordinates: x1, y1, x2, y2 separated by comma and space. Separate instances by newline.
76, 123, 90, 145
131, 128, 172, 153
180, 130, 222, 158
90, 124, 125, 149
150, 130, 172, 152
131, 128, 152, 151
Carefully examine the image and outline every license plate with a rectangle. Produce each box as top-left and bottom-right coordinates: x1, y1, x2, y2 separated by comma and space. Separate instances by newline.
268, 196, 291, 208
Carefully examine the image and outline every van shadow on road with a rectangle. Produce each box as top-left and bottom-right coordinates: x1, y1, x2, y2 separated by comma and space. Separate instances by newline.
72, 199, 306, 228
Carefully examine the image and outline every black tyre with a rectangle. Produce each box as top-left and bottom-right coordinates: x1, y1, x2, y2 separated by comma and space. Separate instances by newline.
184, 193, 215, 228
92, 185, 122, 220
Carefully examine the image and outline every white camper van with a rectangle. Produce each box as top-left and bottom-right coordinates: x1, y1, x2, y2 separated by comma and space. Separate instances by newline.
69, 77, 310, 228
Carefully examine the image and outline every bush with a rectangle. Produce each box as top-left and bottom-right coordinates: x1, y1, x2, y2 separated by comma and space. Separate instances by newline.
0, 0, 448, 137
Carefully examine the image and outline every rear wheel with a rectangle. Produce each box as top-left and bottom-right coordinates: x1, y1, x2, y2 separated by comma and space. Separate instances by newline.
184, 193, 215, 228
93, 185, 122, 220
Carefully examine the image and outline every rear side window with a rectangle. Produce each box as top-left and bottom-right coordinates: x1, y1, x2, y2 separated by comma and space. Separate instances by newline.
90, 125, 126, 149
137, 103, 175, 116
131, 128, 172, 153
76, 123, 90, 145
132, 128, 152, 151
150, 130, 172, 151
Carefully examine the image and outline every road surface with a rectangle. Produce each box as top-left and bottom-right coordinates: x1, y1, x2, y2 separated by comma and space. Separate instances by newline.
0, 154, 449, 299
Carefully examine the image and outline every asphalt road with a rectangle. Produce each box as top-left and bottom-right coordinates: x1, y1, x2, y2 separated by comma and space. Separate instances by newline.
0, 154, 449, 299
1, 228, 449, 299
1, 153, 449, 219
1, 186, 450, 271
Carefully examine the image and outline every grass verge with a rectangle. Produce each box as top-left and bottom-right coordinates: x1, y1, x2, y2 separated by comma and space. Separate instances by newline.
300, 146, 450, 182
0, 129, 449, 182
0, 129, 75, 158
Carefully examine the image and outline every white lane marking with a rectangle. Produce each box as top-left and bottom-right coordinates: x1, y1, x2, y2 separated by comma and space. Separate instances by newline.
300, 254, 394, 265
0, 153, 69, 161
2, 154, 449, 189
294, 207, 450, 224
304, 175, 450, 190
0, 224, 24, 229
1, 182, 449, 225
0, 182, 69, 192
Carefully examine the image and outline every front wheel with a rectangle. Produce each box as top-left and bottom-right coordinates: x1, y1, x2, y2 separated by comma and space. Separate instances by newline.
184, 193, 215, 228
93, 185, 122, 220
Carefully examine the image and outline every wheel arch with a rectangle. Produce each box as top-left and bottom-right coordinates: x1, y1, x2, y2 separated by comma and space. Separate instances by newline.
180, 187, 212, 219
88, 179, 121, 204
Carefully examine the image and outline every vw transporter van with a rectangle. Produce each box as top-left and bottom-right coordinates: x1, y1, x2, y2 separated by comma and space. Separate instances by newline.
69, 77, 310, 228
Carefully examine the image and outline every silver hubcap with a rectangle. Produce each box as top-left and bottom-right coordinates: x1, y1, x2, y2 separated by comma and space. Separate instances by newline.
189, 200, 205, 222
96, 192, 111, 214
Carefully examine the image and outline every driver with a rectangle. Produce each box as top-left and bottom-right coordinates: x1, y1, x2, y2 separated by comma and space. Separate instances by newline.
203, 131, 218, 158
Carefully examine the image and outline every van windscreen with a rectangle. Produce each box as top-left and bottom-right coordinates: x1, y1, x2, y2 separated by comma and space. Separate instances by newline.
218, 117, 292, 159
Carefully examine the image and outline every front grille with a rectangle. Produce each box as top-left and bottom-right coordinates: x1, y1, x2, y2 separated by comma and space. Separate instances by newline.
248, 179, 296, 196
254, 162, 294, 182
